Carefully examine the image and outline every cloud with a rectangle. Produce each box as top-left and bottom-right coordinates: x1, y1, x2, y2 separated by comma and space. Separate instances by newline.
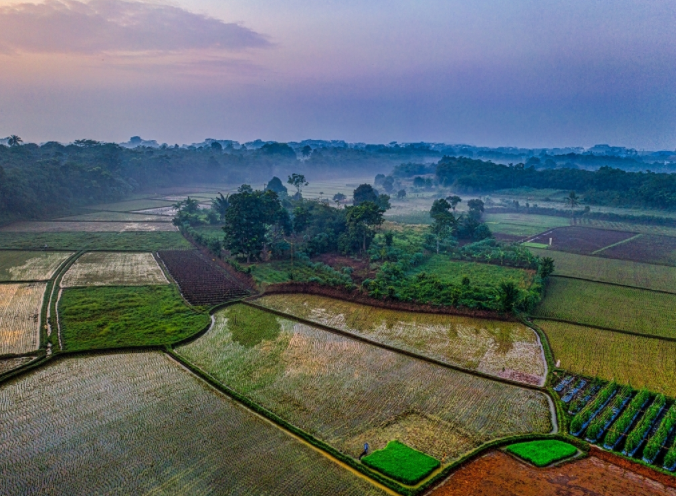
0, 0, 270, 54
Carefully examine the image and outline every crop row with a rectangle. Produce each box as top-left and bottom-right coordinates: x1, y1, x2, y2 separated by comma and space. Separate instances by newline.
643, 405, 676, 463
585, 385, 632, 442
624, 394, 666, 456
603, 389, 650, 449
569, 381, 617, 435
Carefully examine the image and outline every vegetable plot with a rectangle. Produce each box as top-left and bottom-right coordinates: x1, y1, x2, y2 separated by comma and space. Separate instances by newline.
61, 252, 168, 287
362, 440, 440, 485
0, 283, 45, 355
505, 440, 577, 467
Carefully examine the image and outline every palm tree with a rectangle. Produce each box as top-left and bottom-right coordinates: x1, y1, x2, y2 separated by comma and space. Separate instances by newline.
7, 135, 22, 147
211, 193, 230, 221
567, 191, 579, 220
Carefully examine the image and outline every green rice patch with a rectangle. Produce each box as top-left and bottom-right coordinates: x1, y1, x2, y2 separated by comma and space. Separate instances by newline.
522, 242, 549, 249
505, 439, 577, 467
361, 440, 440, 485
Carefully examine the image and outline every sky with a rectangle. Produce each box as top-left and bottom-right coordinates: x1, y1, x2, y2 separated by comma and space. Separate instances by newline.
0, 0, 674, 149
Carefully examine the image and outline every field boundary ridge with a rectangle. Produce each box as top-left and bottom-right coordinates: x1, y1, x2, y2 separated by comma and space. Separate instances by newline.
549, 274, 676, 296
534, 317, 676, 343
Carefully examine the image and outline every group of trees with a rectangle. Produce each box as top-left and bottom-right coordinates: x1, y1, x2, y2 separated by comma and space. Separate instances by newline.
428, 197, 491, 253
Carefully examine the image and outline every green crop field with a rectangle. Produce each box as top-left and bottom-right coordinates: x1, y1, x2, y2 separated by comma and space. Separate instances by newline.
535, 278, 676, 338
191, 225, 226, 242
505, 440, 577, 467
0, 251, 72, 281
538, 320, 676, 397
0, 353, 386, 495
484, 213, 570, 237
61, 252, 168, 287
177, 304, 553, 464
362, 440, 440, 485
408, 255, 535, 289
257, 294, 546, 386
59, 285, 209, 351
529, 249, 676, 293
0, 232, 192, 251
85, 199, 176, 212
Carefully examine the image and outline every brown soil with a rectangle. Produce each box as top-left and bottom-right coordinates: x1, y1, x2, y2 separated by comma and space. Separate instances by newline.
598, 234, 676, 266
528, 226, 635, 254
430, 450, 676, 496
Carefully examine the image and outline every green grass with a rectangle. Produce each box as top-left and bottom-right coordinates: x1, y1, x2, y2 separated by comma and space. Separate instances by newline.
522, 242, 549, 249
505, 440, 577, 467
362, 440, 440, 485
0, 250, 73, 281
484, 213, 570, 237
0, 232, 191, 251
535, 278, 676, 339
407, 256, 534, 289
249, 260, 349, 285
59, 285, 210, 351
191, 225, 225, 242
529, 249, 676, 293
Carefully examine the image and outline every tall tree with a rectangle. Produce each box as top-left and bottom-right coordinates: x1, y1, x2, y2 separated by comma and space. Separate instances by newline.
7, 135, 22, 147
266, 176, 288, 196
211, 193, 229, 221
353, 184, 379, 205
429, 198, 457, 254
333, 192, 346, 207
446, 195, 462, 211
567, 191, 579, 218
287, 173, 308, 197
345, 201, 384, 254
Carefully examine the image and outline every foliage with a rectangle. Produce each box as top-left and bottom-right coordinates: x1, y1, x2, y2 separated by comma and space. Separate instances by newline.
407, 256, 534, 289
584, 385, 632, 441
624, 394, 666, 455
342, 201, 385, 254
353, 184, 378, 204
603, 389, 651, 448
362, 441, 440, 485
664, 439, 676, 470
59, 285, 209, 351
429, 198, 458, 254
505, 440, 577, 467
287, 173, 308, 196
454, 239, 539, 269
249, 259, 353, 287
570, 381, 618, 435
266, 176, 288, 196
0, 232, 192, 251
642, 405, 676, 462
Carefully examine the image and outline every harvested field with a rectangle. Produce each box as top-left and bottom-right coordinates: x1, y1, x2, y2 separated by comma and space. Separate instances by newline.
0, 352, 386, 495
0, 283, 44, 355
0, 221, 178, 232
59, 286, 210, 351
0, 356, 36, 375
527, 226, 636, 254
0, 251, 72, 281
599, 235, 676, 266
257, 294, 546, 385
535, 278, 676, 339
483, 213, 570, 238
0, 232, 191, 251
538, 320, 676, 397
529, 249, 676, 293
85, 199, 175, 212
177, 304, 553, 464
57, 211, 172, 222
430, 450, 673, 496
159, 250, 252, 306
61, 252, 168, 287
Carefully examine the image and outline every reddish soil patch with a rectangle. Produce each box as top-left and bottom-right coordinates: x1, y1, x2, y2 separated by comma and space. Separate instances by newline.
528, 226, 636, 254
598, 234, 676, 266
313, 253, 375, 284
430, 450, 675, 496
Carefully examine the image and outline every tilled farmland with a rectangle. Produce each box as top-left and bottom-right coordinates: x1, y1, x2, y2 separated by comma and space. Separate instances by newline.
158, 250, 253, 306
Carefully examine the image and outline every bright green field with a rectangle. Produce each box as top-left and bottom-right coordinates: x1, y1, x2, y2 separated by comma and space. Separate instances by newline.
484, 213, 570, 237
530, 249, 676, 293
505, 440, 577, 467
538, 320, 676, 397
408, 255, 534, 289
59, 285, 209, 351
0, 232, 191, 251
362, 441, 440, 485
535, 278, 676, 338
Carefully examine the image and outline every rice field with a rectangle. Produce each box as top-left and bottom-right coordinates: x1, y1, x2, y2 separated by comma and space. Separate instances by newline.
0, 352, 386, 495
85, 199, 176, 212
0, 221, 178, 232
177, 304, 553, 463
483, 213, 570, 237
0, 283, 45, 355
0, 251, 72, 281
0, 232, 192, 251
538, 320, 676, 397
0, 356, 36, 375
57, 211, 173, 222
528, 249, 676, 293
61, 252, 168, 287
535, 278, 676, 338
257, 294, 546, 385
134, 206, 178, 216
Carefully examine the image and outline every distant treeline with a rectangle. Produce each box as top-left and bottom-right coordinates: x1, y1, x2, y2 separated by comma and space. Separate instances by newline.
435, 156, 676, 210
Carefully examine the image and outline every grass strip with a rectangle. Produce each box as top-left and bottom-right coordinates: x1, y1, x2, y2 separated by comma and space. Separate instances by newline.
643, 405, 676, 463
505, 439, 577, 467
624, 394, 666, 456
362, 441, 440, 485
604, 389, 651, 449
585, 385, 632, 442
570, 381, 617, 435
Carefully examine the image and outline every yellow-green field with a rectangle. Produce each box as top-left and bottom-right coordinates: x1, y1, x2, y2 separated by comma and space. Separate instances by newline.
257, 294, 546, 385
0, 251, 72, 281
484, 213, 570, 237
539, 320, 676, 397
60, 252, 168, 287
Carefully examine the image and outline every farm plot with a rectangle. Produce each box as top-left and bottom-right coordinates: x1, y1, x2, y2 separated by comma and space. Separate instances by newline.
85, 198, 176, 212
0, 221, 177, 232
57, 211, 173, 222
0, 232, 191, 251
535, 278, 676, 338
483, 213, 570, 238
576, 218, 676, 238
0, 352, 386, 495
59, 285, 210, 351
430, 450, 673, 496
176, 304, 553, 464
0, 283, 44, 355
133, 206, 177, 216
527, 227, 636, 254
599, 234, 676, 266
0, 251, 72, 281
257, 294, 546, 385
61, 252, 168, 287
529, 249, 676, 293
540, 321, 676, 397
0, 356, 36, 375
159, 250, 252, 306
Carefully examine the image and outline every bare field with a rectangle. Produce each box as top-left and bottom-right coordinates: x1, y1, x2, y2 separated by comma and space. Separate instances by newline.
599, 234, 676, 266
257, 294, 546, 385
538, 320, 676, 397
527, 226, 636, 254
0, 251, 72, 281
0, 221, 178, 233
0, 283, 44, 355
177, 304, 553, 464
0, 352, 385, 495
61, 252, 168, 287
